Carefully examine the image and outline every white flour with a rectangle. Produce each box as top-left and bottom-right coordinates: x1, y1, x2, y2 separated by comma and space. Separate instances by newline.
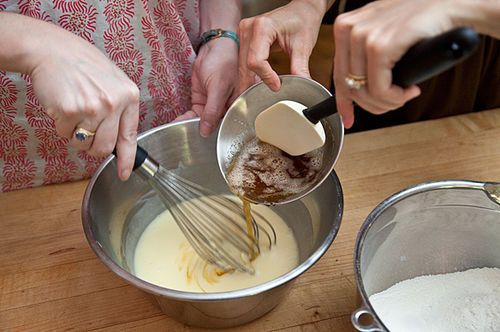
369, 267, 500, 332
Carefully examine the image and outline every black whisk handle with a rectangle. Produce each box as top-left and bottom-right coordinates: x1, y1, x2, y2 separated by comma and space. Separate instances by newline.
112, 145, 149, 171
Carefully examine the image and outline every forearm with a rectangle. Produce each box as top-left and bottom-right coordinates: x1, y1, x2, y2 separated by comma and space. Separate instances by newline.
0, 12, 42, 74
199, 0, 242, 33
453, 0, 500, 38
292, 0, 336, 17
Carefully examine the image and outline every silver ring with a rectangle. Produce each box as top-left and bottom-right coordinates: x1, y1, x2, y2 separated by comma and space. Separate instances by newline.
345, 73, 367, 90
74, 127, 96, 142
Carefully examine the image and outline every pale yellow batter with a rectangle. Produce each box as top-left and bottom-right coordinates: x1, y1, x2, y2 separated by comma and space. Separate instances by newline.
133, 196, 299, 292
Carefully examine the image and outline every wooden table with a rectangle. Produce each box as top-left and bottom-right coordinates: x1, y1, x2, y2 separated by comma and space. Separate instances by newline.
2, 109, 500, 331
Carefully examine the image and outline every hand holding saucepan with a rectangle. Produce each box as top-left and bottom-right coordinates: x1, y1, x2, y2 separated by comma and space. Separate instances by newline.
237, 0, 325, 93
333, 0, 480, 128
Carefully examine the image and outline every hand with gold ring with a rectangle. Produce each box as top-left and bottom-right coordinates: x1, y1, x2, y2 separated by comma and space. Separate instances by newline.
330, 0, 500, 128
74, 128, 96, 142
334, 0, 500, 127
16, 16, 141, 180
344, 73, 367, 90
332, 0, 459, 128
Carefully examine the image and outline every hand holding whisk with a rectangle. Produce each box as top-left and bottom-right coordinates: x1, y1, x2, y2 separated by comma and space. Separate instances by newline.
117, 145, 276, 274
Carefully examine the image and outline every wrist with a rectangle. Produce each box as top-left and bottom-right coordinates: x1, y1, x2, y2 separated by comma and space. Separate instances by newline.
451, 0, 500, 38
196, 29, 239, 53
0, 13, 44, 74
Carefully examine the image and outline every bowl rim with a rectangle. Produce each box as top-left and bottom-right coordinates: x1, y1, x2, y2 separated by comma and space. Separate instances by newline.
82, 118, 344, 301
352, 179, 488, 330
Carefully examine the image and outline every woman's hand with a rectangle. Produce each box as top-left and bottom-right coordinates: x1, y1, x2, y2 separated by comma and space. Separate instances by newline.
0, 13, 140, 180
238, 0, 328, 93
333, 0, 458, 128
175, 38, 239, 137
175, 0, 240, 137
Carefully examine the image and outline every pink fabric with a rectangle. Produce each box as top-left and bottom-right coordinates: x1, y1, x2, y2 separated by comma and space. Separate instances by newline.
0, 0, 199, 191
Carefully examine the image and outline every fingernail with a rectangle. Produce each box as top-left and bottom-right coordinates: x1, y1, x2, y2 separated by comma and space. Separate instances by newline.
341, 117, 353, 129
200, 121, 213, 137
120, 168, 131, 181
270, 82, 281, 92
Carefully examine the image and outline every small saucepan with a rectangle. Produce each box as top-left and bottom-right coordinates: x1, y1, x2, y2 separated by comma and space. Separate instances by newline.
217, 28, 480, 205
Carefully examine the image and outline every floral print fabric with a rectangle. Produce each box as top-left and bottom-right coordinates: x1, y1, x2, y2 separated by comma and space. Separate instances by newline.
0, 0, 199, 191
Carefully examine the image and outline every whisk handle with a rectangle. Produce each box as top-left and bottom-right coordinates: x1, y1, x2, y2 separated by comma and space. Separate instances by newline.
112, 145, 149, 171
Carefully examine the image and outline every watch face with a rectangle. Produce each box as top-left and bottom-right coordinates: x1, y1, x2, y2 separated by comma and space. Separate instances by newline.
197, 29, 238, 53
203, 29, 219, 39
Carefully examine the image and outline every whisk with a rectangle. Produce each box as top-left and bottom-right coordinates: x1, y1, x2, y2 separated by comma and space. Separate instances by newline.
124, 145, 276, 274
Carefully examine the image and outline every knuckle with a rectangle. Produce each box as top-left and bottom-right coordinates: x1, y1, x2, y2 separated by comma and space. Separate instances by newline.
126, 84, 140, 103
121, 129, 138, 143
252, 16, 270, 32
239, 18, 252, 31
83, 102, 99, 118
94, 142, 114, 157
246, 55, 261, 72
366, 37, 386, 58
334, 15, 354, 35
99, 92, 116, 111
350, 26, 367, 44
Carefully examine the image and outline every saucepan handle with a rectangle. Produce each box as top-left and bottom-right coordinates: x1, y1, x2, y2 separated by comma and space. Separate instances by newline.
392, 27, 480, 87
351, 306, 385, 332
303, 27, 480, 122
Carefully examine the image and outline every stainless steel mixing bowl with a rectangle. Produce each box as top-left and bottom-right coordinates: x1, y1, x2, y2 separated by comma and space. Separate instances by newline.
351, 180, 500, 331
82, 118, 343, 328
217, 75, 344, 205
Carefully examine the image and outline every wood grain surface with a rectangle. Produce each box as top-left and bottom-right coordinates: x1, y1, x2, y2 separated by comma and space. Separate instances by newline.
1, 109, 499, 331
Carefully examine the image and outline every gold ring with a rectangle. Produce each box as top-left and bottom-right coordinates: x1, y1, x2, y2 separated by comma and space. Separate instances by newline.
74, 127, 96, 142
345, 73, 367, 90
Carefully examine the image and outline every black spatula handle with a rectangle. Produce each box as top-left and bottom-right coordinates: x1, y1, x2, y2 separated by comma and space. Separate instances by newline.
303, 27, 480, 123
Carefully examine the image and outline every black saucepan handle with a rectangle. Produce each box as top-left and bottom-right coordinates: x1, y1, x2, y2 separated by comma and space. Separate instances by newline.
303, 27, 480, 124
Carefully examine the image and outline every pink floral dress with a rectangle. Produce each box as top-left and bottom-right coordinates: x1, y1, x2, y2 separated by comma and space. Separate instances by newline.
0, 0, 199, 191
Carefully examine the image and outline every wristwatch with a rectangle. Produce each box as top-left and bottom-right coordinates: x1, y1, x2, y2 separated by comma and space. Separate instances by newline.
195, 28, 240, 53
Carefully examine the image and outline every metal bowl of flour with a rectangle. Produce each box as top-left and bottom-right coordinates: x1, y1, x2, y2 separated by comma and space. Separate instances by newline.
82, 118, 343, 328
352, 180, 500, 331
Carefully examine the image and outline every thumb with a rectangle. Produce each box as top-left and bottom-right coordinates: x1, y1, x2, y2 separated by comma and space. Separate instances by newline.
199, 83, 231, 137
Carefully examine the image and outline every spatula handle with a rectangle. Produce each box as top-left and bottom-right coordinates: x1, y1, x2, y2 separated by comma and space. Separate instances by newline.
303, 27, 480, 123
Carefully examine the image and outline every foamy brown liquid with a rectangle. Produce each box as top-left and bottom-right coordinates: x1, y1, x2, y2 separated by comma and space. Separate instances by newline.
227, 138, 323, 204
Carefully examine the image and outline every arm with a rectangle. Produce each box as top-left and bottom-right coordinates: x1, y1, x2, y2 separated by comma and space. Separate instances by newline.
333, 0, 500, 129
177, 0, 242, 137
238, 0, 335, 93
0, 12, 139, 180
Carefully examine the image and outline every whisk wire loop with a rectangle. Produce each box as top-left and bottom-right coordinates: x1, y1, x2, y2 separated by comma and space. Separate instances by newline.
141, 162, 274, 274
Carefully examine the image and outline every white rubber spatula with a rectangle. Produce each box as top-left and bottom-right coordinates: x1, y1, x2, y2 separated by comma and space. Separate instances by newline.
254, 27, 480, 156
255, 97, 336, 156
